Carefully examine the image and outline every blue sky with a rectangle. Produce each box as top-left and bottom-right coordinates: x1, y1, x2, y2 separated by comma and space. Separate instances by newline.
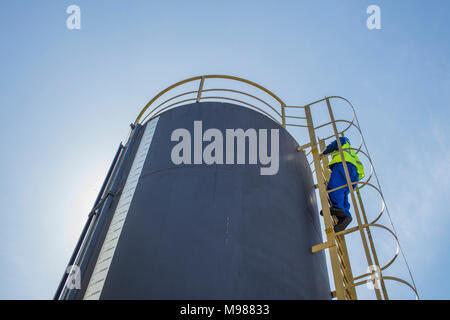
0, 0, 449, 299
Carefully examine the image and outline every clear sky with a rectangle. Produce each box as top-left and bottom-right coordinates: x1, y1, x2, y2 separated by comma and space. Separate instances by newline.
0, 0, 449, 299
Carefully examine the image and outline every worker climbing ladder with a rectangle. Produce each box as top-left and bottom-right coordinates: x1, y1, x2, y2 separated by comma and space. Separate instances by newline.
289, 97, 418, 300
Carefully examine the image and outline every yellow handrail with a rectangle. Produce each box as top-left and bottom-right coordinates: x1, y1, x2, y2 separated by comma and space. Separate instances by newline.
134, 75, 286, 126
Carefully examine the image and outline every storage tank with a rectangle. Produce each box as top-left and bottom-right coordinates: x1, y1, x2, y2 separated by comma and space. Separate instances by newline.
56, 101, 330, 300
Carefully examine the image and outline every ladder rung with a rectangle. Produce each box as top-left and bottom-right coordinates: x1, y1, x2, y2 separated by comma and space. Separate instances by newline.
311, 240, 335, 253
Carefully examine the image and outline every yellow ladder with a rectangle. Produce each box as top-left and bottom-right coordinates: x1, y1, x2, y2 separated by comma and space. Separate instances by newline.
292, 98, 418, 300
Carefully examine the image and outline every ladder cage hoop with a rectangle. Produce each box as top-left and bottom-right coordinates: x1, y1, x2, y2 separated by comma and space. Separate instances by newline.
305, 95, 418, 299
340, 223, 400, 276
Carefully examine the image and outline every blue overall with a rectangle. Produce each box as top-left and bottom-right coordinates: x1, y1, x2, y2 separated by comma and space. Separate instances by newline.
323, 138, 360, 217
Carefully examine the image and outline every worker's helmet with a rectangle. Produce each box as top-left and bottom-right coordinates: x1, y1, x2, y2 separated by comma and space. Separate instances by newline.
341, 136, 350, 145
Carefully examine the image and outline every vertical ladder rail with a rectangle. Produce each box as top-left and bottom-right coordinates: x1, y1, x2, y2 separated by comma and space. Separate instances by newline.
325, 98, 382, 300
356, 189, 389, 299
319, 139, 357, 300
304, 105, 346, 300
289, 97, 418, 299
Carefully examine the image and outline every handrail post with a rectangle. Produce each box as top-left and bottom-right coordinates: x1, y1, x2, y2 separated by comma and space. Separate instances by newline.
196, 76, 205, 102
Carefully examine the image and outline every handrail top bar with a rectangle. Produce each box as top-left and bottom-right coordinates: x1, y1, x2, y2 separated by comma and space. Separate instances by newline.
134, 75, 287, 125
132, 76, 358, 140
285, 95, 355, 109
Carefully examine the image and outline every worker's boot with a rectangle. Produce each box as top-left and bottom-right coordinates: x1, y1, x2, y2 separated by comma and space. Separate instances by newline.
334, 216, 352, 233
330, 207, 346, 218
320, 206, 346, 218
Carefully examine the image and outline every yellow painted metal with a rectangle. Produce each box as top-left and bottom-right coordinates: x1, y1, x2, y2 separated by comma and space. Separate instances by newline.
130, 75, 418, 300
196, 76, 205, 102
288, 98, 417, 299
281, 103, 286, 128
312, 240, 335, 253
356, 189, 389, 299
325, 98, 382, 300
304, 105, 346, 300
319, 139, 357, 300
304, 97, 417, 299
134, 75, 286, 126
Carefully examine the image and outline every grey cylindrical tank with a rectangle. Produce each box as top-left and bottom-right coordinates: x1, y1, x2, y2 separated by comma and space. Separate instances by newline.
79, 102, 330, 300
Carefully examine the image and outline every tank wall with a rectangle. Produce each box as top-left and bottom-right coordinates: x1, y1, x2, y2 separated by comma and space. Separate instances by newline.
82, 102, 330, 299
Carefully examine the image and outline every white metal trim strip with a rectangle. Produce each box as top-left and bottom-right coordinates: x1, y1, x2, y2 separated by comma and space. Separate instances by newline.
83, 118, 159, 300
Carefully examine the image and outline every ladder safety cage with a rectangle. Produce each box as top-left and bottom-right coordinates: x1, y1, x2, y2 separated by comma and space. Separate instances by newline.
290, 97, 419, 300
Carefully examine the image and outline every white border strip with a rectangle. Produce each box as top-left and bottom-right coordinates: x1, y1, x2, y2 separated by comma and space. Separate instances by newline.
83, 118, 159, 300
